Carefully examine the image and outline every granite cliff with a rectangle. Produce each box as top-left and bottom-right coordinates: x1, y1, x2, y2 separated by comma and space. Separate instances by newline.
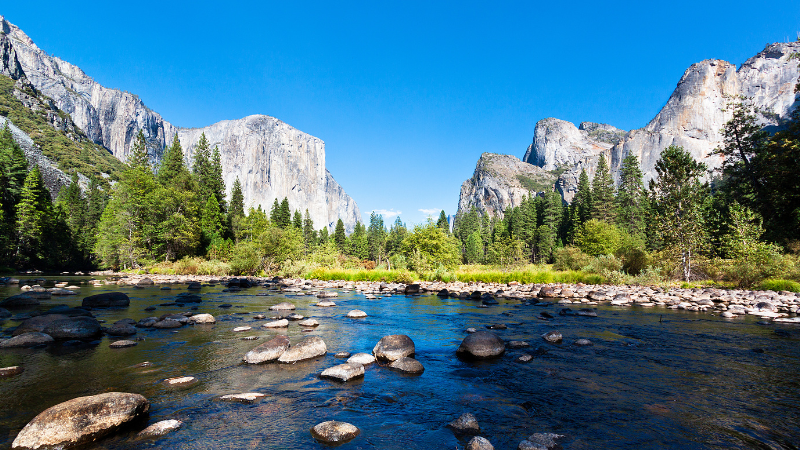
0, 15, 360, 231
458, 41, 800, 216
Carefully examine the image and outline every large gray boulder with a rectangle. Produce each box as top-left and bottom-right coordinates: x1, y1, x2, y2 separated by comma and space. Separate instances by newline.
1, 293, 46, 308
277, 336, 327, 363
81, 292, 130, 308
456, 331, 505, 359
13, 314, 69, 335
0, 332, 54, 348
42, 317, 101, 340
11, 392, 150, 449
243, 335, 290, 364
389, 357, 424, 375
320, 362, 365, 382
372, 334, 415, 361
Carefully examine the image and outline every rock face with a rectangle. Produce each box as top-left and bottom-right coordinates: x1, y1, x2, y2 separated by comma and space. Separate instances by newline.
458, 41, 800, 212
0, 15, 361, 232
458, 153, 557, 217
11, 392, 150, 450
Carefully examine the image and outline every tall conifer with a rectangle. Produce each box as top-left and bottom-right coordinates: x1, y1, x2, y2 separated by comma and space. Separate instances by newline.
591, 155, 615, 222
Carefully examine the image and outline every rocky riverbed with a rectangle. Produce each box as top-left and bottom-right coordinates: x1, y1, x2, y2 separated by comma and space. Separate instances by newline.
0, 274, 798, 449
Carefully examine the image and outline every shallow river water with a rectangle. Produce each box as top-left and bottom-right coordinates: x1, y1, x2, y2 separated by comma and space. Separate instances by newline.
1, 278, 799, 449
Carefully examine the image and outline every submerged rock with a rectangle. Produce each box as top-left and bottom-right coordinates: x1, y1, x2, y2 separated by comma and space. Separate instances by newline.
310, 421, 360, 445
456, 331, 505, 359
269, 302, 296, 311
11, 392, 149, 450
243, 335, 290, 364
162, 376, 198, 388
448, 412, 481, 434
518, 432, 565, 450
219, 393, 266, 403
542, 331, 563, 344
372, 334, 415, 361
13, 314, 69, 335
0, 332, 54, 348
109, 340, 137, 348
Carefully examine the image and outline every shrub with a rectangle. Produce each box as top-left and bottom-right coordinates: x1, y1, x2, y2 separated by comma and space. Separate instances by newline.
574, 219, 623, 256
388, 253, 407, 270
584, 254, 623, 274
553, 246, 592, 271
229, 241, 263, 275
759, 279, 800, 293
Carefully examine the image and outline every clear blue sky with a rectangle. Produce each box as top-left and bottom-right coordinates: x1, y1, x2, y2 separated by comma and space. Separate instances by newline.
3, 1, 800, 225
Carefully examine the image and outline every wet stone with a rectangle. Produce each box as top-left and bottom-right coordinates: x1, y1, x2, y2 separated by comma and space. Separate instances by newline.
310, 421, 360, 445
0, 366, 23, 377
389, 357, 424, 375
219, 393, 266, 403
320, 362, 365, 382
347, 353, 376, 365
110, 340, 137, 348
163, 376, 198, 388
447, 412, 481, 434
542, 331, 563, 344
137, 420, 182, 439
373, 334, 415, 361
467, 436, 495, 450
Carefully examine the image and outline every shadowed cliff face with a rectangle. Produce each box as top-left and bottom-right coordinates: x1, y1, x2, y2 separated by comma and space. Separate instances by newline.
0, 15, 361, 232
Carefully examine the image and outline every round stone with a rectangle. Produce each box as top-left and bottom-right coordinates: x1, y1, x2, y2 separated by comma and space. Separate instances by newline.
456, 331, 505, 359
310, 421, 360, 445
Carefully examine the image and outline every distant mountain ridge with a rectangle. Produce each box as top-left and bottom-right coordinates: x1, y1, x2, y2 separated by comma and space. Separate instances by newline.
459, 41, 800, 215
0, 14, 361, 232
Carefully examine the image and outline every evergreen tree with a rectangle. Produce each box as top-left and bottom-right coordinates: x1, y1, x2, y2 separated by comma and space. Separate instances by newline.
649, 145, 708, 281
230, 178, 245, 219
453, 207, 480, 244
154, 134, 199, 260
158, 134, 190, 186
83, 177, 108, 261
278, 198, 291, 228
436, 210, 449, 232
615, 154, 646, 240
572, 168, 593, 225
128, 130, 151, 169
55, 172, 88, 262
292, 210, 303, 229
210, 147, 226, 210
347, 222, 369, 259
269, 199, 280, 224
334, 218, 347, 251
201, 194, 224, 243
385, 217, 407, 256
15, 167, 52, 267
464, 230, 484, 264
591, 154, 615, 222
0, 122, 28, 220
302, 209, 316, 253
367, 212, 387, 263
192, 133, 212, 201
318, 226, 329, 245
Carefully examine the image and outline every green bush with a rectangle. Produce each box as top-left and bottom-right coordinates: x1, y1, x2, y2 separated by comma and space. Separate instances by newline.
229, 241, 263, 275
758, 279, 800, 293
553, 246, 592, 271
584, 254, 623, 274
574, 219, 623, 256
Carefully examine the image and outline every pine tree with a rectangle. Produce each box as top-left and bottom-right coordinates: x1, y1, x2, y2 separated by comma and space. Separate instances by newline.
0, 122, 29, 219
318, 226, 329, 245
302, 209, 316, 253
128, 130, 151, 170
278, 198, 291, 228
615, 154, 646, 240
210, 146, 226, 211
230, 178, 245, 219
591, 155, 615, 222
572, 168, 592, 225
15, 167, 52, 267
367, 212, 387, 263
158, 134, 190, 186
201, 194, 224, 242
269, 199, 280, 224
192, 133, 212, 201
292, 210, 303, 229
436, 210, 449, 232
385, 217, 407, 256
464, 231, 484, 264
347, 222, 369, 260
334, 218, 347, 251
55, 172, 88, 261
649, 145, 708, 281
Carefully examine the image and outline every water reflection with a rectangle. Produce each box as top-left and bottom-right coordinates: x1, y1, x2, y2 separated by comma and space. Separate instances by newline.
1, 279, 799, 449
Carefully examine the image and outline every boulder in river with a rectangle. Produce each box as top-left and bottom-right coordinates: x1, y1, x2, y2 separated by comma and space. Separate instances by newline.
110, 340, 137, 348
448, 412, 481, 434
82, 292, 130, 308
347, 310, 367, 318
42, 317, 101, 340
219, 393, 266, 403
298, 319, 319, 327
389, 357, 424, 374
0, 293, 44, 308
456, 331, 505, 359
518, 432, 565, 450
372, 334, 415, 361
310, 421, 360, 445
11, 392, 149, 450
320, 362, 365, 382
189, 314, 216, 324
136, 419, 182, 439
278, 336, 327, 363
162, 376, 198, 388
243, 335, 290, 364
316, 301, 337, 307
13, 314, 69, 335
0, 366, 23, 377
152, 319, 184, 329
0, 332, 54, 348
269, 302, 296, 311
542, 331, 563, 344
347, 353, 376, 365
467, 436, 494, 450
107, 322, 137, 336
262, 319, 289, 328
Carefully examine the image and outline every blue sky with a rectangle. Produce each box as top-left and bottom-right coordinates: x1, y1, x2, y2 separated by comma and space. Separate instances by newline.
3, 1, 800, 225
